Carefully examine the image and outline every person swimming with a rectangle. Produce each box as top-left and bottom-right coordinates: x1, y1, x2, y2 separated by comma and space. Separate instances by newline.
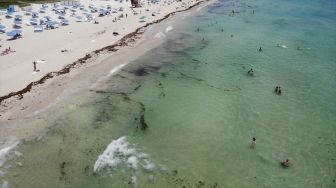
278, 87, 282, 94
247, 68, 254, 76
281, 159, 290, 167
259, 47, 262, 52
274, 86, 282, 94
274, 86, 279, 93
251, 137, 256, 148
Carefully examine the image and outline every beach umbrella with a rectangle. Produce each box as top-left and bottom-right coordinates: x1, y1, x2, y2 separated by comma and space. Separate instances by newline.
34, 25, 44, 32
14, 21, 22, 25
61, 19, 69, 26
30, 18, 38, 22
47, 21, 59, 25
75, 16, 83, 20
7, 29, 22, 36
0, 24, 6, 29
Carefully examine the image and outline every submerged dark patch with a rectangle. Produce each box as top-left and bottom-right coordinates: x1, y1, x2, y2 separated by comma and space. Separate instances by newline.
59, 161, 69, 181
140, 114, 148, 130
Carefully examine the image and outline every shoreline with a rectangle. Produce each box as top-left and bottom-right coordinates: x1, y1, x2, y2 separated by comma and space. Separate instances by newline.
0, 0, 207, 105
0, 0, 213, 144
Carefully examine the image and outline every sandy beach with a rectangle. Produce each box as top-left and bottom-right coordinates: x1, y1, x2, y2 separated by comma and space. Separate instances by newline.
0, 0, 204, 98
0, 0, 211, 161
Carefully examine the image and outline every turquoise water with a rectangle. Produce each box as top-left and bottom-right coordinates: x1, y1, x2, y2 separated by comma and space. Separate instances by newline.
2, 0, 336, 187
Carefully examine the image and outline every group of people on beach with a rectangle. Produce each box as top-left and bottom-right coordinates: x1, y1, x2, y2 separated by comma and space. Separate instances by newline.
250, 137, 290, 167
0, 46, 15, 56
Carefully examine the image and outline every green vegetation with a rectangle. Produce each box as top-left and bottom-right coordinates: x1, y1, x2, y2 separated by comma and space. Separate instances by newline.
0, 0, 59, 8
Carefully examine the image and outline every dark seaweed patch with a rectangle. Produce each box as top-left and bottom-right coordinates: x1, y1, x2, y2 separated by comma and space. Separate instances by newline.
133, 67, 149, 76
59, 161, 68, 181
156, 79, 166, 97
161, 72, 168, 78
91, 89, 149, 131
134, 84, 142, 91
129, 65, 161, 77
140, 114, 148, 130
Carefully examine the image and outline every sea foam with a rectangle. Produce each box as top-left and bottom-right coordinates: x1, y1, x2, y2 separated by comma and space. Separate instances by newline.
93, 136, 157, 174
154, 32, 166, 39
165, 26, 173, 33
93, 136, 135, 172
2, 181, 9, 188
0, 141, 19, 167
0, 140, 20, 188
90, 63, 126, 89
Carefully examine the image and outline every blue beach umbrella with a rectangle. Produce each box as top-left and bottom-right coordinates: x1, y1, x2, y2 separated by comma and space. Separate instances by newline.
47, 21, 58, 25
0, 24, 6, 29
30, 18, 38, 22
7, 29, 22, 36
14, 20, 22, 25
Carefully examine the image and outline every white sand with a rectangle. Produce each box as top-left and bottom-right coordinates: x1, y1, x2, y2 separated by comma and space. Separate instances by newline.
0, 0, 202, 96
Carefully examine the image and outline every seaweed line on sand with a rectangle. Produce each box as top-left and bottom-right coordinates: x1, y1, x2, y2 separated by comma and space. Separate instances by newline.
0, 0, 207, 105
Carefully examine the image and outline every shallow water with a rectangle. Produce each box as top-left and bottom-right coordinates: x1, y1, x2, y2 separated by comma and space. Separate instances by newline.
2, 0, 336, 187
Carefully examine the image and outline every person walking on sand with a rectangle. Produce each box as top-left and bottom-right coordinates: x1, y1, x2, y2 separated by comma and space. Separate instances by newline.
33, 61, 37, 72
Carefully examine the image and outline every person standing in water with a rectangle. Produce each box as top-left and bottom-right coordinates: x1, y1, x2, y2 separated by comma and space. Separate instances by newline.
259, 47, 262, 52
251, 137, 256, 148
247, 68, 254, 76
281, 159, 290, 167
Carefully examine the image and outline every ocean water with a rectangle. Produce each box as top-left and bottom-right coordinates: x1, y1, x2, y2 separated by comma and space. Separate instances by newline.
1, 0, 336, 187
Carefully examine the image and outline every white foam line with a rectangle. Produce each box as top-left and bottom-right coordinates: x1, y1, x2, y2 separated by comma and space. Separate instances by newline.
109, 63, 126, 75
0, 141, 20, 167
93, 136, 157, 175
2, 180, 9, 188
154, 31, 166, 39
165, 26, 173, 33
90, 63, 126, 89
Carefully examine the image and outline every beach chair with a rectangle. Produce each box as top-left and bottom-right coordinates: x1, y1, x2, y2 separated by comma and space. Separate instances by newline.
34, 25, 44, 32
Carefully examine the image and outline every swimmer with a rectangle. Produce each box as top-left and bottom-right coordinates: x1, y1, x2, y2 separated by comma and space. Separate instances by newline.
281, 159, 290, 167
251, 137, 256, 148
247, 68, 254, 76
274, 86, 279, 93
259, 47, 262, 52
278, 87, 282, 94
